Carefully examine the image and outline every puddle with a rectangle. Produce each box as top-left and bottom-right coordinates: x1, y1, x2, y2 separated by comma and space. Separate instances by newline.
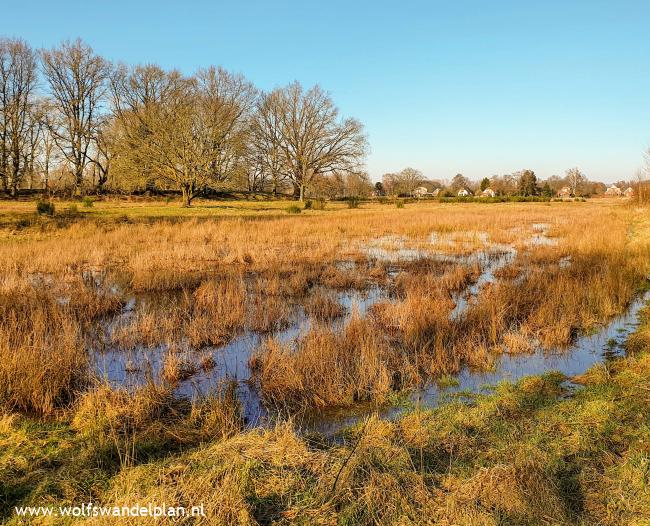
364, 235, 428, 262
92, 285, 390, 426
527, 223, 558, 246
449, 245, 517, 319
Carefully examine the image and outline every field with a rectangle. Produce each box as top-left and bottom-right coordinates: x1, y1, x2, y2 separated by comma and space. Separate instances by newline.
1, 198, 650, 525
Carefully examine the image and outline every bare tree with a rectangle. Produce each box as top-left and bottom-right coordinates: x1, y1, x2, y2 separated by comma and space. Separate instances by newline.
0, 38, 38, 196
109, 63, 177, 191
450, 173, 472, 193
383, 168, 424, 196
88, 116, 114, 191
33, 99, 58, 193
251, 90, 290, 196
112, 65, 256, 206
41, 39, 110, 194
258, 82, 367, 201
195, 66, 257, 188
565, 167, 586, 196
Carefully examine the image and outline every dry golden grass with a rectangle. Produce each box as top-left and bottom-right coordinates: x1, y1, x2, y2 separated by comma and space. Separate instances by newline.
250, 313, 417, 411
1, 198, 650, 525
0, 274, 121, 414
0, 199, 648, 416
73, 380, 243, 467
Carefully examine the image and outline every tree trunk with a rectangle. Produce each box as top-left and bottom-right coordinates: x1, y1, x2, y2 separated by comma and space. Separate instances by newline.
181, 185, 192, 207
74, 166, 83, 196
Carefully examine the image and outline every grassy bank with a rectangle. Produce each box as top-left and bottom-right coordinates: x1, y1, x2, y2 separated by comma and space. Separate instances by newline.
2, 303, 649, 525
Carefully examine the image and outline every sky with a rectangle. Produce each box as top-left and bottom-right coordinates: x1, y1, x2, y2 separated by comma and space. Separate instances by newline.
2, 0, 649, 183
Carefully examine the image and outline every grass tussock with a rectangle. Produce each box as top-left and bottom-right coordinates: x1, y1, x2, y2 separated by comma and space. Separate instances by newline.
72, 380, 243, 467
250, 313, 417, 410
0, 276, 121, 415
304, 288, 345, 320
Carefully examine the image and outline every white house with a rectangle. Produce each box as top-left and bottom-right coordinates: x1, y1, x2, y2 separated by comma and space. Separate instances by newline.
624, 187, 634, 198
605, 185, 622, 196
481, 188, 496, 198
457, 188, 471, 197
413, 186, 429, 198
557, 186, 572, 198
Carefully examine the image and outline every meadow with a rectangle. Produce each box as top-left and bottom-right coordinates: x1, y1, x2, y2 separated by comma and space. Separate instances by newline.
1, 197, 649, 525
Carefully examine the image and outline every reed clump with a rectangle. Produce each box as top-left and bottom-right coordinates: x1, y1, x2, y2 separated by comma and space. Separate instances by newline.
304, 288, 345, 320
0, 276, 121, 415
73, 380, 243, 467
250, 313, 417, 410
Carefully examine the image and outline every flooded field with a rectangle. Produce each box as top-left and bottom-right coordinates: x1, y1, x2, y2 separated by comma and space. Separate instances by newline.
65, 215, 647, 433
2, 200, 650, 525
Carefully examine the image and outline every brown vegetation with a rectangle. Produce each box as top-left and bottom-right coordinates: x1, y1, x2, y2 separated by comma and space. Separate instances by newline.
0, 200, 648, 419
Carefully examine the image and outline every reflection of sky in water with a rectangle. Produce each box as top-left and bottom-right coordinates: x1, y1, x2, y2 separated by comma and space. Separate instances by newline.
93, 286, 390, 427
308, 291, 648, 435
89, 227, 647, 436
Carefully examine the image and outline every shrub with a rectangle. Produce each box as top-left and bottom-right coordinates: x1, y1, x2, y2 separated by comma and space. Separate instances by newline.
304, 199, 313, 210
286, 205, 302, 214
312, 198, 327, 210
347, 196, 361, 209
82, 196, 94, 208
395, 199, 405, 208
36, 200, 55, 216
378, 197, 389, 204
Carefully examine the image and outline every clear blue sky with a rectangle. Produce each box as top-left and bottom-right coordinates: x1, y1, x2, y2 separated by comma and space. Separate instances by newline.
3, 0, 649, 183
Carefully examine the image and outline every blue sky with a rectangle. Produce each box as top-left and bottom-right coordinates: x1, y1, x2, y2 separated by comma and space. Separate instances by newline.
3, 0, 649, 183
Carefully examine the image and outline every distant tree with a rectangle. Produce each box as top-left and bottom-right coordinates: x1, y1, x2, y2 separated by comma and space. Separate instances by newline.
516, 169, 538, 196
540, 181, 553, 197
345, 171, 373, 197
397, 167, 424, 195
0, 38, 39, 196
480, 177, 491, 192
382, 167, 424, 196
490, 174, 516, 196
565, 167, 586, 196
374, 181, 384, 195
41, 39, 110, 195
450, 173, 471, 192
256, 82, 367, 201
545, 175, 565, 193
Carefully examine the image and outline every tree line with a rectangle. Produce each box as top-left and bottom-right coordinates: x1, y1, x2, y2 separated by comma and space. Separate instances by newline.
0, 38, 368, 205
3, 36, 648, 206
378, 166, 646, 198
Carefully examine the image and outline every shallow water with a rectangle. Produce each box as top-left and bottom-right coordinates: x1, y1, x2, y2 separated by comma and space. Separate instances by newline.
305, 290, 650, 434
89, 229, 648, 436
92, 286, 391, 426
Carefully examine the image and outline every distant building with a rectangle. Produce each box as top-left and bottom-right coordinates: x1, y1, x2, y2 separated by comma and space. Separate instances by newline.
481, 188, 496, 198
605, 185, 622, 196
457, 188, 471, 197
624, 187, 634, 198
431, 188, 441, 197
557, 186, 572, 198
413, 186, 429, 198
